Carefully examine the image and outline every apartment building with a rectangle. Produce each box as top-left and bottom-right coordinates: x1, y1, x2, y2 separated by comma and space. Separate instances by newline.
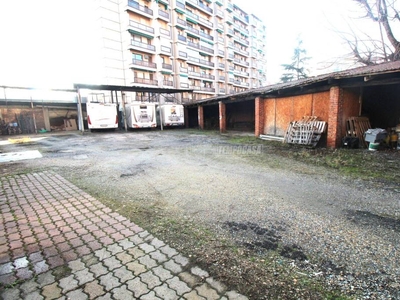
93, 0, 267, 102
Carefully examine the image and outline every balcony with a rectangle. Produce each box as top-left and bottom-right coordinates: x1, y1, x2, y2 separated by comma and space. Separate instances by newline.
228, 54, 234, 60
178, 51, 188, 59
128, 20, 154, 38
186, 10, 199, 22
201, 87, 215, 92
133, 78, 158, 85
234, 58, 249, 66
127, 0, 153, 17
218, 62, 225, 69
226, 28, 234, 36
176, 1, 185, 10
201, 73, 215, 80
176, 18, 187, 28
161, 45, 172, 54
130, 59, 157, 70
188, 56, 214, 67
216, 9, 224, 17
198, 16, 213, 28
162, 63, 173, 70
190, 85, 201, 91
218, 75, 225, 81
226, 2, 233, 11
180, 67, 188, 73
217, 50, 224, 57
180, 83, 189, 88
163, 80, 174, 86
188, 71, 200, 77
160, 28, 171, 37
158, 9, 170, 21
228, 66, 234, 71
199, 31, 213, 41
226, 15, 233, 24
198, 2, 213, 14
219, 88, 226, 94
130, 40, 156, 52
186, 26, 199, 36
178, 34, 187, 42
217, 37, 224, 44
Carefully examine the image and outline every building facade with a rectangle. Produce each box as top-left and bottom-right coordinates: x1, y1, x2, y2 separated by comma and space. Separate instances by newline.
93, 0, 267, 102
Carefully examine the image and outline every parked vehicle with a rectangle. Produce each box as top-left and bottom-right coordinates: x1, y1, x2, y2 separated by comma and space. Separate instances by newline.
125, 102, 157, 129
86, 94, 118, 130
158, 104, 184, 127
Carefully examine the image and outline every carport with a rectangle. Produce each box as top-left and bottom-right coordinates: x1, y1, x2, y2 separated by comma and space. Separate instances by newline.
185, 61, 400, 148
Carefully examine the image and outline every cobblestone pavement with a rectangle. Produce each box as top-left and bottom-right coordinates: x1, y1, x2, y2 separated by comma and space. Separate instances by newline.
0, 171, 247, 300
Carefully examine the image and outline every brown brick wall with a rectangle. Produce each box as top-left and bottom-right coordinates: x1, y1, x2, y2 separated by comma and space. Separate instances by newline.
198, 106, 204, 130
255, 97, 264, 136
327, 86, 343, 148
219, 101, 226, 133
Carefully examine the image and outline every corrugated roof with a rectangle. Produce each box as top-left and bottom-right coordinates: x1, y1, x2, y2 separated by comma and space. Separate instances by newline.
189, 61, 400, 106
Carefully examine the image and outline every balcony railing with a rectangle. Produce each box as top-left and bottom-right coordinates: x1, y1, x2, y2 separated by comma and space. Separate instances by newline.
201, 87, 215, 92
162, 63, 173, 70
178, 35, 187, 42
188, 56, 214, 67
161, 46, 171, 53
160, 28, 170, 37
131, 59, 156, 68
179, 51, 187, 58
128, 0, 153, 16
198, 2, 213, 14
177, 18, 187, 27
176, 1, 185, 9
133, 78, 158, 85
200, 73, 215, 80
188, 71, 200, 77
219, 88, 226, 93
180, 83, 189, 88
130, 40, 156, 51
219, 75, 225, 81
158, 9, 170, 20
219, 63, 225, 68
199, 31, 213, 41
163, 80, 174, 86
129, 20, 154, 34
186, 26, 199, 35
198, 16, 213, 28
218, 50, 224, 56
216, 9, 224, 17
180, 67, 188, 73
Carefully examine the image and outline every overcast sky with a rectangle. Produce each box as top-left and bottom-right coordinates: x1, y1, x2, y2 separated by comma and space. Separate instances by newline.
0, 0, 381, 88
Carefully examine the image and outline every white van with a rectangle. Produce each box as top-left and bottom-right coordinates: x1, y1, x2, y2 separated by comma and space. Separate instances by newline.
125, 102, 157, 128
159, 104, 184, 127
86, 94, 118, 130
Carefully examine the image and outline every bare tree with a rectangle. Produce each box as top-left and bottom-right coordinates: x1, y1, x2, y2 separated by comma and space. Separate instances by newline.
349, 0, 400, 64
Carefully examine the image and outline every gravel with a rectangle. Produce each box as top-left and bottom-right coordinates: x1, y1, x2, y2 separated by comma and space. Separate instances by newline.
1, 129, 399, 299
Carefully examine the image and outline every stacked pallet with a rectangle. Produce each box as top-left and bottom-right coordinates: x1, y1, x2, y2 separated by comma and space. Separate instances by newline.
346, 117, 371, 148
284, 116, 327, 147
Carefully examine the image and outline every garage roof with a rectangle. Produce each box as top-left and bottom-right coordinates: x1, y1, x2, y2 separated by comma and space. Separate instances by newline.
186, 61, 400, 107
74, 83, 193, 94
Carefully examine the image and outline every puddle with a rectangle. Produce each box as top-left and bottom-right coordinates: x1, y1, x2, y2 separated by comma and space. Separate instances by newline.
0, 150, 42, 163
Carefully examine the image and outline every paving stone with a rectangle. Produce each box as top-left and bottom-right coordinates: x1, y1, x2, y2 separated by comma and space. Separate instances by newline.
167, 276, 192, 296
225, 291, 249, 300
138, 243, 156, 254
81, 254, 99, 267
83, 279, 105, 299
74, 268, 94, 285
138, 231, 150, 239
128, 247, 145, 259
154, 283, 179, 300
118, 238, 135, 250
42, 282, 62, 299
99, 272, 121, 291
89, 262, 108, 278
126, 277, 149, 298
138, 255, 158, 269
13, 256, 29, 269
106, 243, 124, 255
129, 234, 144, 245
150, 238, 165, 249
34, 260, 49, 274
179, 271, 202, 288
20, 278, 39, 295
112, 284, 135, 300
152, 265, 173, 281
103, 256, 122, 271
182, 290, 206, 300
173, 254, 189, 267
163, 259, 183, 274
196, 283, 220, 300
115, 251, 133, 265
140, 270, 163, 289
140, 291, 162, 300
126, 261, 147, 276
206, 277, 227, 294
29, 252, 44, 263
150, 250, 168, 264
66, 288, 88, 300
113, 265, 134, 283
59, 275, 79, 293
0, 262, 14, 275
68, 259, 85, 272
1, 288, 21, 300
96, 292, 113, 300
24, 291, 44, 300
16, 266, 33, 280
94, 249, 112, 261
191, 266, 209, 279
36, 271, 56, 288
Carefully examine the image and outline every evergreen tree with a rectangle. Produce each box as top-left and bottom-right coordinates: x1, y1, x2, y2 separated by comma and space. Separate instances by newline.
280, 40, 311, 83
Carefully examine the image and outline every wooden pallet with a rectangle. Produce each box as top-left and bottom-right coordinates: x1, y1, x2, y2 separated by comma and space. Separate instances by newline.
284, 116, 327, 147
346, 117, 371, 148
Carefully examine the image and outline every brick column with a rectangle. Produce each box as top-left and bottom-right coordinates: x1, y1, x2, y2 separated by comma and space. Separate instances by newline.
255, 97, 265, 137
198, 105, 204, 130
219, 101, 226, 133
327, 86, 343, 148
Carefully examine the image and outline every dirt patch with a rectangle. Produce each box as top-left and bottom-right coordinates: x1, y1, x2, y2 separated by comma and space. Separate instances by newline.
345, 210, 400, 232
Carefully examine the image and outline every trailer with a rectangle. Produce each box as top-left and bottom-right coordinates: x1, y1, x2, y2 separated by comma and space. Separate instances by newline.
125, 102, 157, 129
86, 94, 118, 130
158, 104, 184, 127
